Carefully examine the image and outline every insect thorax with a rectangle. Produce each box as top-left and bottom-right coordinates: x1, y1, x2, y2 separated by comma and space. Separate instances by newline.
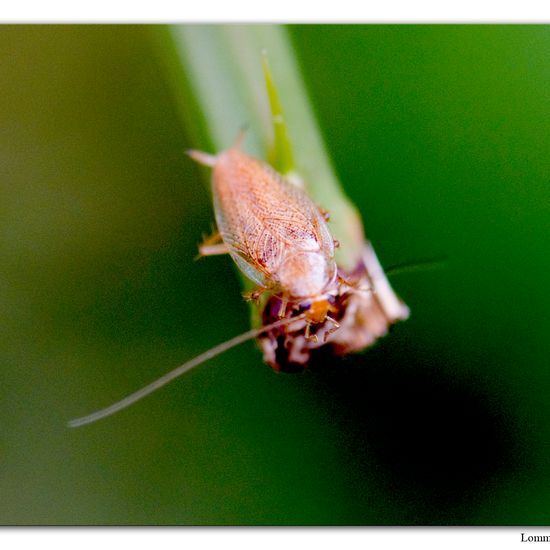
277, 251, 336, 299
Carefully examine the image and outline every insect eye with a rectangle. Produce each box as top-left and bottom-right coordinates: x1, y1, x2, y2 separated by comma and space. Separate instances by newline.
299, 301, 312, 312
327, 295, 337, 305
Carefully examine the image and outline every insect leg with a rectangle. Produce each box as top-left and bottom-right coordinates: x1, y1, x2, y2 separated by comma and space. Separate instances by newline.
196, 230, 229, 258
277, 296, 288, 318
304, 322, 318, 343
337, 273, 356, 286
337, 273, 372, 294
317, 206, 331, 222
323, 315, 341, 342
201, 228, 223, 245
198, 243, 230, 257
242, 287, 268, 303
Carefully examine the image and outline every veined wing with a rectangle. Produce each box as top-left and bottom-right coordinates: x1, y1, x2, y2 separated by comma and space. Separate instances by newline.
212, 150, 334, 285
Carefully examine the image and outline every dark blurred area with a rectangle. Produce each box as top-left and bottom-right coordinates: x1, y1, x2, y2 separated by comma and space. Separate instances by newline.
306, 346, 521, 524
0, 25, 548, 524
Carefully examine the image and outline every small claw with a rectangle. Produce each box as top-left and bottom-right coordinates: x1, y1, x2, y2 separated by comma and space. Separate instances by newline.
242, 288, 265, 304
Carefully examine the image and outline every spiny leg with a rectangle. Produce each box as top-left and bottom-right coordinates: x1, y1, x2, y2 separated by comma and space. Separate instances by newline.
196, 230, 229, 258
323, 315, 340, 342
304, 322, 318, 343
198, 243, 230, 257
277, 296, 289, 318
337, 273, 372, 294
242, 287, 268, 304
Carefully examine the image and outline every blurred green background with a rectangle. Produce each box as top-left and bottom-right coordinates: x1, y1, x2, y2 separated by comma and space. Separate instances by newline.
1, 25, 549, 525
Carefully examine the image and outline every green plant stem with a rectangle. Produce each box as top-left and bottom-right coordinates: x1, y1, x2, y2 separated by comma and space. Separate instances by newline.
154, 24, 366, 270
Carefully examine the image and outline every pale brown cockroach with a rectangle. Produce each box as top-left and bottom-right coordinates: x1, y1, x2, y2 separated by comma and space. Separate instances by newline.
188, 135, 342, 343
68, 137, 409, 428
189, 135, 409, 371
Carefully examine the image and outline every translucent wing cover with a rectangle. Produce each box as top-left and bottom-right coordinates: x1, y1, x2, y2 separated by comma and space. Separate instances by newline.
211, 149, 334, 288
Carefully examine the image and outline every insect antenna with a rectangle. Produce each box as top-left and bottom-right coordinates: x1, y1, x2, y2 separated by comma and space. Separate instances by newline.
384, 257, 447, 278
67, 313, 307, 429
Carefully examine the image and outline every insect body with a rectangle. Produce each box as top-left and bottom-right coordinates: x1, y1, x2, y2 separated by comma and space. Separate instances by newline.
68, 140, 410, 428
188, 141, 340, 339
68, 141, 345, 427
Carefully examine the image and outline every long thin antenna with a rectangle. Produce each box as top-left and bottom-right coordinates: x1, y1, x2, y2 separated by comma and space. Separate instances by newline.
68, 314, 306, 428
385, 257, 447, 278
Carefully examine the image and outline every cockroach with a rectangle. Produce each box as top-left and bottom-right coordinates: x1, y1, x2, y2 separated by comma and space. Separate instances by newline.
68, 136, 409, 428
189, 133, 342, 341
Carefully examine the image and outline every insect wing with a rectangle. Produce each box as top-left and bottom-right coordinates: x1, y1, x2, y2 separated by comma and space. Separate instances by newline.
211, 150, 334, 286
